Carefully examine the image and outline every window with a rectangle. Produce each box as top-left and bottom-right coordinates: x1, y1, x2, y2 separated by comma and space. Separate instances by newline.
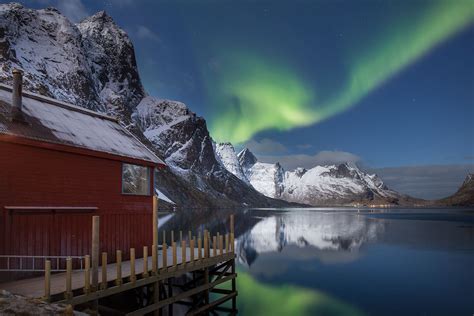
122, 163, 150, 195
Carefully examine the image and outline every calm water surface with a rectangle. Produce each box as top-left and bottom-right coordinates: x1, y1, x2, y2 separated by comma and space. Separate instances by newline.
160, 208, 474, 316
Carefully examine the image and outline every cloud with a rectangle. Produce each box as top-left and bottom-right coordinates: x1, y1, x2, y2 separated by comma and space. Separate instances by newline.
257, 150, 360, 170
369, 164, 474, 200
136, 25, 160, 42
56, 0, 89, 22
243, 138, 288, 155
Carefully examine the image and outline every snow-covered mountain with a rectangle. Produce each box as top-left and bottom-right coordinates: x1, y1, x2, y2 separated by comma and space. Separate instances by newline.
0, 3, 288, 208
230, 147, 415, 206
0, 5, 143, 121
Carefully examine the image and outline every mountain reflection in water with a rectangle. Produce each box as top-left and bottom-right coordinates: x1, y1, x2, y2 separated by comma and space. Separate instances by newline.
160, 208, 474, 316
235, 211, 384, 266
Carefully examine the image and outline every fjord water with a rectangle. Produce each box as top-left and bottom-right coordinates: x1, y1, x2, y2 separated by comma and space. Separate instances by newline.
160, 208, 474, 315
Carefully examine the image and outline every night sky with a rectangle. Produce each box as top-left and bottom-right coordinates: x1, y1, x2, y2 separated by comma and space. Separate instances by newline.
14, 0, 474, 198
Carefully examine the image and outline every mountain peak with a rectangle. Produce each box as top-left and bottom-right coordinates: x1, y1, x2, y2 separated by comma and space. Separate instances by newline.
462, 173, 473, 186
238, 148, 258, 168
81, 10, 114, 24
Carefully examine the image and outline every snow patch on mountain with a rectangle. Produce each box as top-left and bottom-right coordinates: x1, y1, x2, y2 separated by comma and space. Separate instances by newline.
215, 143, 249, 184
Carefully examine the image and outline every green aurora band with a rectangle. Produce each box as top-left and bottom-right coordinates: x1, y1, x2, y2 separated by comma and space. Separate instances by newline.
209, 1, 474, 144
217, 271, 365, 315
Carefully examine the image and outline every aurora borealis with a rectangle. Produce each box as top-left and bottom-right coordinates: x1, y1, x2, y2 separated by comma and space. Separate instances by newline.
206, 0, 474, 143
18, 0, 474, 198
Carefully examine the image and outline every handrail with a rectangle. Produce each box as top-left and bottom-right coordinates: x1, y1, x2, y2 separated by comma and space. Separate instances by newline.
0, 255, 85, 272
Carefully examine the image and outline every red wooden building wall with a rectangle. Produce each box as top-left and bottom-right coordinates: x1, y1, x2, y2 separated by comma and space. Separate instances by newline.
0, 140, 155, 263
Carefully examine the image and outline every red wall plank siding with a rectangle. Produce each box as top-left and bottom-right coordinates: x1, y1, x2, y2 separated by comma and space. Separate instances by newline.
0, 141, 154, 263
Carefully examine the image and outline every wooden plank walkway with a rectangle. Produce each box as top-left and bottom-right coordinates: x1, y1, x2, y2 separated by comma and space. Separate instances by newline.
0, 247, 218, 298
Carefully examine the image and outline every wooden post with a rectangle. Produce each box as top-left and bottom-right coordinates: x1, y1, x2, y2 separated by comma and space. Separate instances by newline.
171, 230, 174, 243
181, 240, 186, 266
198, 237, 202, 260
101, 252, 107, 290
219, 235, 223, 256
231, 233, 235, 253
231, 258, 237, 311
65, 305, 74, 316
143, 246, 149, 277
130, 248, 136, 283
213, 236, 217, 257
152, 245, 157, 275
190, 237, 195, 263
225, 234, 229, 253
188, 230, 191, 241
230, 214, 235, 253
84, 255, 91, 294
179, 230, 182, 242
84, 255, 90, 294
172, 242, 177, 267
152, 196, 159, 275
91, 215, 99, 292
116, 250, 122, 286
204, 230, 209, 258
44, 260, 51, 301
65, 257, 72, 299
162, 242, 167, 270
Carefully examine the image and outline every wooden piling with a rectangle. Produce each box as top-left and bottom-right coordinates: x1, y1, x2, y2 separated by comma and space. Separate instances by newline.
91, 215, 99, 292
101, 252, 107, 290
231, 233, 235, 253
190, 237, 195, 263
44, 260, 51, 301
130, 248, 136, 283
219, 235, 223, 256
225, 234, 229, 253
172, 242, 177, 267
84, 255, 90, 294
230, 214, 235, 253
143, 246, 149, 277
198, 237, 202, 260
116, 250, 122, 286
65, 257, 72, 299
181, 240, 186, 266
204, 230, 208, 258
213, 236, 217, 257
162, 242, 167, 270
65, 305, 74, 316
152, 245, 157, 275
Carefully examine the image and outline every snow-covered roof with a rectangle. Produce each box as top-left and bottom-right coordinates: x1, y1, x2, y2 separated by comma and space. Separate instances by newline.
0, 84, 165, 165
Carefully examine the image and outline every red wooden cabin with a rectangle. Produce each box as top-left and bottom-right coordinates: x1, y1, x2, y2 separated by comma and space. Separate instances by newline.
0, 71, 165, 269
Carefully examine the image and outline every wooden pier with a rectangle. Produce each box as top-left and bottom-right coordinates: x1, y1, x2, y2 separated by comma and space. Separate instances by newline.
0, 198, 238, 315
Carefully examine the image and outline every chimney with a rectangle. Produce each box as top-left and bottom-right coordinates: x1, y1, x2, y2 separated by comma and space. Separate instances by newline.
11, 69, 24, 122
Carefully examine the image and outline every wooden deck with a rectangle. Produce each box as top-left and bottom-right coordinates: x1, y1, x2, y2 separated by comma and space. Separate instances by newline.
0, 247, 220, 299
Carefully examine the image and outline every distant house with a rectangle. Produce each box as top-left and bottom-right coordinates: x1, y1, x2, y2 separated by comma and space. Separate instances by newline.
0, 70, 166, 265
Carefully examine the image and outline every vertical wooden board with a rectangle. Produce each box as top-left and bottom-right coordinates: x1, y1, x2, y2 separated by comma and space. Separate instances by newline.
27, 215, 34, 256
